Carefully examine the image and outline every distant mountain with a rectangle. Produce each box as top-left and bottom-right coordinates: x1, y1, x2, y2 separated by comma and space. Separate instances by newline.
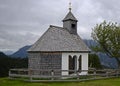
84, 40, 118, 68
0, 52, 8, 58
97, 53, 117, 68
84, 39, 97, 47
3, 51, 14, 55
11, 45, 31, 58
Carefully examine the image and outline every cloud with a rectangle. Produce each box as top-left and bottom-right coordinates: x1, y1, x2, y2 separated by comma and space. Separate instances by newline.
92, 0, 120, 22
0, 0, 120, 52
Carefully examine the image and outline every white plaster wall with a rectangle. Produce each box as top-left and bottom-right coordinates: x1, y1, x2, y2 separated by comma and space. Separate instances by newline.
62, 53, 88, 75
62, 53, 69, 75
81, 53, 88, 75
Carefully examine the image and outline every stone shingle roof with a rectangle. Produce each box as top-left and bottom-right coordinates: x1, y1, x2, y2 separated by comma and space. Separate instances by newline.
63, 11, 78, 22
28, 25, 90, 52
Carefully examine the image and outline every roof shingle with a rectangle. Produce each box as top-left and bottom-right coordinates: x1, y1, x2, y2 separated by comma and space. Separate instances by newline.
28, 25, 90, 52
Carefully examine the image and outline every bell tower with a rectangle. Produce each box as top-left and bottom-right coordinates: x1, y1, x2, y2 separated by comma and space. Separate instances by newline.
62, 2, 78, 35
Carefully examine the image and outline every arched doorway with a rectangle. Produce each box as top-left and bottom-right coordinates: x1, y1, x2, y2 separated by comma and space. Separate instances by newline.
69, 55, 77, 74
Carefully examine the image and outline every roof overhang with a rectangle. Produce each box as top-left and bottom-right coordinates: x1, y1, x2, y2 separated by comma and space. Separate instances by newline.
28, 51, 91, 53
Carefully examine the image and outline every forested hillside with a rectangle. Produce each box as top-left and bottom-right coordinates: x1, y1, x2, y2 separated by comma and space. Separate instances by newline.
0, 52, 28, 77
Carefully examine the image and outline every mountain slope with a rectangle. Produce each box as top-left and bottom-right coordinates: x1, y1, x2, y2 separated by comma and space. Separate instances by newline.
11, 45, 31, 58
0, 52, 8, 58
4, 51, 14, 55
84, 40, 117, 68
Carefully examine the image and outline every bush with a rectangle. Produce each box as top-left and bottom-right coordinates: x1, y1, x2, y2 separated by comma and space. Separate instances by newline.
89, 54, 102, 69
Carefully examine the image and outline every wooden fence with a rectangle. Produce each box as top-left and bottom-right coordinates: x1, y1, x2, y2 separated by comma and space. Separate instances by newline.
9, 69, 120, 82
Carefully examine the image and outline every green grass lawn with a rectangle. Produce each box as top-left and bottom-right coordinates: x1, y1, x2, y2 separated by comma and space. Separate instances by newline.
0, 78, 120, 86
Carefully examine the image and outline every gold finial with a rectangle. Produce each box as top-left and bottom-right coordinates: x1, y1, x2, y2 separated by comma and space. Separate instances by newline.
69, 0, 72, 12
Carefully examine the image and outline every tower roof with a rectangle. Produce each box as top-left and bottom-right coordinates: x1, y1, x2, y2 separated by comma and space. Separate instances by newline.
63, 11, 78, 22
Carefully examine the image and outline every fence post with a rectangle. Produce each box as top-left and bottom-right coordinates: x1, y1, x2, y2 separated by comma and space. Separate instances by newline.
29, 69, 32, 81
51, 70, 54, 80
8, 70, 11, 79
116, 69, 119, 77
94, 69, 96, 79
77, 70, 79, 80
106, 70, 109, 77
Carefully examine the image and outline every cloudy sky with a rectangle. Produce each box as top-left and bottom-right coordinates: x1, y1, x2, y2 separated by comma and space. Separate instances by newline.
0, 0, 120, 52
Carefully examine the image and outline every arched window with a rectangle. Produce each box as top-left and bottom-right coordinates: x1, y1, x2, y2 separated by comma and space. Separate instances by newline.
69, 55, 73, 74
79, 55, 82, 71
73, 55, 77, 71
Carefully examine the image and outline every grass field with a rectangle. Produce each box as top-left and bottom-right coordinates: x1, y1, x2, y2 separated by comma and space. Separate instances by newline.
0, 78, 120, 86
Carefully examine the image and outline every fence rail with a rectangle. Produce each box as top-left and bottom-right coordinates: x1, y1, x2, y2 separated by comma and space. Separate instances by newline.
9, 69, 120, 82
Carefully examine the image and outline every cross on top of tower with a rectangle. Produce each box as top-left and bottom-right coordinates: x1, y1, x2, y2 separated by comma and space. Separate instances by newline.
69, 1, 72, 12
